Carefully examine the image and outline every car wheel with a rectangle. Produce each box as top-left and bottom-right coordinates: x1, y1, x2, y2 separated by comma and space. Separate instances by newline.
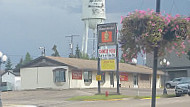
176, 93, 181, 97
166, 84, 171, 89
188, 93, 190, 96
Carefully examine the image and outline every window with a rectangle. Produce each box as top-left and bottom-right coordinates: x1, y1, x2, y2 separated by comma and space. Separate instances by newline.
53, 68, 66, 82
172, 78, 181, 82
101, 72, 105, 83
84, 71, 92, 82
140, 74, 149, 81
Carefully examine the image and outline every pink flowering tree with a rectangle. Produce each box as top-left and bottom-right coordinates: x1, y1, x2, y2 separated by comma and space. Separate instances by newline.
119, 9, 190, 61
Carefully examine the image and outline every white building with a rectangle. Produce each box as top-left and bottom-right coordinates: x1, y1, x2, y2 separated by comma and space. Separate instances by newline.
20, 56, 163, 90
1, 70, 21, 90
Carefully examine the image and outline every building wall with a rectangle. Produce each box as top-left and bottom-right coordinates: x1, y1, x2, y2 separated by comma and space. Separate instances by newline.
21, 66, 116, 90
15, 76, 21, 90
120, 73, 161, 88
138, 75, 151, 88
120, 73, 133, 88
69, 71, 116, 89
2, 72, 15, 86
150, 75, 161, 88
21, 66, 162, 89
20, 66, 69, 90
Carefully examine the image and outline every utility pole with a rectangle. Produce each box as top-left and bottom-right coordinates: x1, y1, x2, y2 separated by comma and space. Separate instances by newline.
66, 35, 79, 57
151, 0, 160, 107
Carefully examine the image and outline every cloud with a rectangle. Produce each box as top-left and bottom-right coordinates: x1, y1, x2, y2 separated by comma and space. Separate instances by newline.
0, 0, 81, 12
41, 0, 81, 12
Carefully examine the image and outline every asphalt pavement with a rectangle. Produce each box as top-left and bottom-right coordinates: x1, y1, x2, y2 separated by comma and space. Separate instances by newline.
1, 88, 176, 107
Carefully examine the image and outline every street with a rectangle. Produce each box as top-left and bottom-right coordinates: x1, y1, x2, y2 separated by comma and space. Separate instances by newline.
64, 95, 190, 107
1, 88, 189, 107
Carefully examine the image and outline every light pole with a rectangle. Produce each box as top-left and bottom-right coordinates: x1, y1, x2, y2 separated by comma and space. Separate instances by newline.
132, 58, 138, 65
0, 51, 7, 71
39, 47, 46, 56
160, 58, 170, 95
0, 51, 7, 107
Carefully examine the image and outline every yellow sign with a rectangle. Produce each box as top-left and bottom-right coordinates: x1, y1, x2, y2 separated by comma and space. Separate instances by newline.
96, 75, 101, 81
101, 59, 116, 71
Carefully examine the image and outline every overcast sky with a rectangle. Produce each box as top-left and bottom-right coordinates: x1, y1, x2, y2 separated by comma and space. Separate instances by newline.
0, 0, 190, 67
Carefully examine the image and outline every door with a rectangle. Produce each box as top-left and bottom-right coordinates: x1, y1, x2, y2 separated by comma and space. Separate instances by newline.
110, 72, 114, 87
133, 74, 138, 88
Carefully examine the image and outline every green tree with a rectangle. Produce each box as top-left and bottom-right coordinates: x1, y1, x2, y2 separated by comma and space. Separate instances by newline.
15, 58, 23, 70
75, 44, 80, 58
23, 52, 32, 64
5, 58, 13, 71
51, 45, 60, 57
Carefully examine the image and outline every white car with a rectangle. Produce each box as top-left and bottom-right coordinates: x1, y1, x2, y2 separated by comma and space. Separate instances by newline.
165, 77, 190, 89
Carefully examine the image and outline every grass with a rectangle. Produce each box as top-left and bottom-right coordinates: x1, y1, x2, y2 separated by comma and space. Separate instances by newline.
160, 94, 176, 98
67, 94, 176, 101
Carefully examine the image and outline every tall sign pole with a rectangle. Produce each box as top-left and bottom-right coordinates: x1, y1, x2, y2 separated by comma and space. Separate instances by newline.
97, 45, 101, 94
151, 0, 160, 107
97, 23, 119, 94
116, 43, 120, 94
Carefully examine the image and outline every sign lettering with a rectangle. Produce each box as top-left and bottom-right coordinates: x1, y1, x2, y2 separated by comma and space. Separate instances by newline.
72, 70, 82, 80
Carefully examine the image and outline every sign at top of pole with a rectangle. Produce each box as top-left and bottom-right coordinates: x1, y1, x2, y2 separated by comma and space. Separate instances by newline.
97, 23, 117, 46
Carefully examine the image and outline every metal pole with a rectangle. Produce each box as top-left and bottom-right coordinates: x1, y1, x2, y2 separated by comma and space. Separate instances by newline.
0, 61, 2, 107
116, 44, 120, 94
151, 0, 160, 106
0, 76, 2, 107
163, 65, 167, 94
151, 47, 158, 107
97, 46, 101, 94
0, 62, 1, 71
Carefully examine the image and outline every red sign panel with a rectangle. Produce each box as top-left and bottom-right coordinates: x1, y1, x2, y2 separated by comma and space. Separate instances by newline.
72, 70, 82, 80
101, 31, 113, 43
120, 72, 128, 81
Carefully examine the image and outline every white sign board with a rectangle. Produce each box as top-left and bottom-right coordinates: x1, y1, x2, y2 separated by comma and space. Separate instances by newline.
98, 46, 116, 59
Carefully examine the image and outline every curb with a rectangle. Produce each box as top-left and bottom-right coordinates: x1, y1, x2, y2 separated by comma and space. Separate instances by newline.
3, 104, 37, 107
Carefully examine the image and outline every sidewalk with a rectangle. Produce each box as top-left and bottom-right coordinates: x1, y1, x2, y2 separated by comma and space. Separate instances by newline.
3, 104, 37, 107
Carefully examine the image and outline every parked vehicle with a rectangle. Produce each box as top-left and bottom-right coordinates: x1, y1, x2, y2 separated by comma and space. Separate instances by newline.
165, 77, 190, 89
175, 82, 190, 97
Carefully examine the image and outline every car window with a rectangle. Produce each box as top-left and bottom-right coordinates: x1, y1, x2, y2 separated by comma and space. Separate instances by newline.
181, 78, 190, 82
173, 78, 181, 82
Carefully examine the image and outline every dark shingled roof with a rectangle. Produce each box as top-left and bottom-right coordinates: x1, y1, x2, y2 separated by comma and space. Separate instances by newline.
46, 56, 164, 75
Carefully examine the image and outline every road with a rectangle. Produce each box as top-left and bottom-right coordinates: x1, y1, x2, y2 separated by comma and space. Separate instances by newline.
65, 95, 190, 107
1, 88, 188, 107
